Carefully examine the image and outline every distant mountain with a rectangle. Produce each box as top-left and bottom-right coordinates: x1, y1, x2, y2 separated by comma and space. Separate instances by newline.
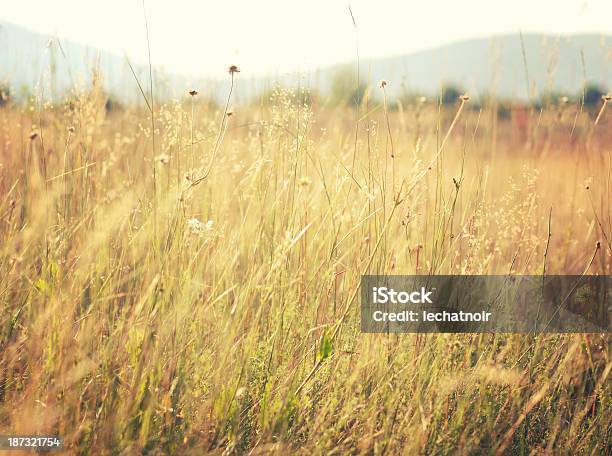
350, 34, 611, 100
0, 21, 223, 103
1, 20, 610, 103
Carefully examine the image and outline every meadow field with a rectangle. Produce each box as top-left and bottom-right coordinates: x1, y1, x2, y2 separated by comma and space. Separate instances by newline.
0, 72, 610, 454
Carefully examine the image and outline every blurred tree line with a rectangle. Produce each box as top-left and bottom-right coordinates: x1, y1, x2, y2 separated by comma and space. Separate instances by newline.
0, 74, 607, 117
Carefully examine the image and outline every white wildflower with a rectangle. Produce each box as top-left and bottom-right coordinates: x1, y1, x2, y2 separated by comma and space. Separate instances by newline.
186, 218, 214, 237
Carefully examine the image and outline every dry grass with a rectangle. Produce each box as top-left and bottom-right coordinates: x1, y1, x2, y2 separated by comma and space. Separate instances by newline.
0, 79, 610, 454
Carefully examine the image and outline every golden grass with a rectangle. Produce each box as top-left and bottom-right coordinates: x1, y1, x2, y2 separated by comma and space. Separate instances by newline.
0, 81, 610, 454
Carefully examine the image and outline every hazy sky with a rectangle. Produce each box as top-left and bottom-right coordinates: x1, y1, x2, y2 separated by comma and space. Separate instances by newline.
1, 0, 611, 77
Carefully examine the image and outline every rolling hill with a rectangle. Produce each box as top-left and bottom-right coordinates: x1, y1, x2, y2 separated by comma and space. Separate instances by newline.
0, 20, 610, 102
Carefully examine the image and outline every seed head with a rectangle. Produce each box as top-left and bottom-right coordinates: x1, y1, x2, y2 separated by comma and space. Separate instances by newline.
67, 126, 75, 133
29, 131, 38, 140
460, 94, 470, 102
156, 153, 170, 165
226, 109, 234, 117
189, 89, 199, 97
380, 80, 387, 88
298, 176, 311, 187
602, 94, 612, 102
228, 65, 240, 75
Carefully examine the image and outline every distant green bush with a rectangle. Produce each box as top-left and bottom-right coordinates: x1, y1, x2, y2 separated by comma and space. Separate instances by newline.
583, 83, 606, 107
329, 66, 366, 107
0, 84, 10, 107
440, 84, 463, 106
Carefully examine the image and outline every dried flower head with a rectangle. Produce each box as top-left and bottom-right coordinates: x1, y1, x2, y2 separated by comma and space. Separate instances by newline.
67, 126, 76, 133
603, 94, 612, 102
228, 65, 240, 75
298, 176, 311, 187
380, 80, 387, 88
29, 131, 38, 140
226, 109, 234, 117
189, 90, 199, 97
460, 94, 470, 101
156, 153, 170, 165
